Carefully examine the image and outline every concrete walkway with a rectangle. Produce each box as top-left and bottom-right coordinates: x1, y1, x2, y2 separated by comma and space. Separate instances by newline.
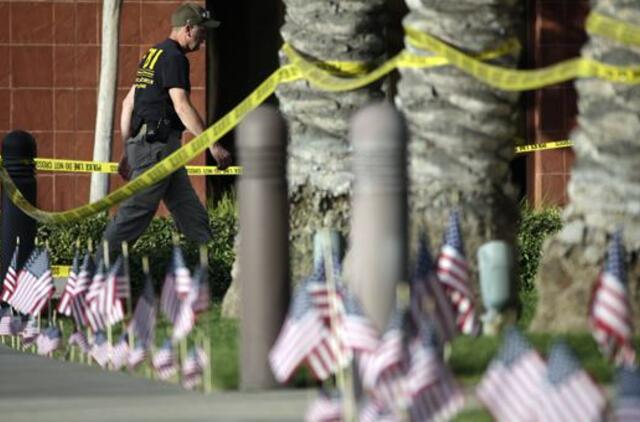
0, 345, 312, 422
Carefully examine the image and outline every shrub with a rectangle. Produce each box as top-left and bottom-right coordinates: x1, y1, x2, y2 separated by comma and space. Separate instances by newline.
517, 204, 562, 292
37, 193, 238, 299
516, 204, 562, 327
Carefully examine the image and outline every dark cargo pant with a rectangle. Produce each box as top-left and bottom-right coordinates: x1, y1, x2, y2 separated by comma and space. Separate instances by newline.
102, 127, 211, 258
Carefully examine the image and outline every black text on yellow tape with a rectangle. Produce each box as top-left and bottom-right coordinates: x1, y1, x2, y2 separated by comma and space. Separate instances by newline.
515, 140, 573, 154
32, 157, 242, 176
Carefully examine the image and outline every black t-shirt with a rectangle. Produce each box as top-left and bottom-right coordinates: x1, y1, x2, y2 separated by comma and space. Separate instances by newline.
133, 38, 190, 132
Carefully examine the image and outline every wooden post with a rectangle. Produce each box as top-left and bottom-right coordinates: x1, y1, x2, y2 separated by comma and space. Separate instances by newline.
238, 105, 290, 390
350, 102, 408, 331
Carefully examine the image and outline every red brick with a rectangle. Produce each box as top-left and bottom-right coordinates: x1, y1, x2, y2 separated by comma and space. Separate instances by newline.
36, 131, 54, 158
54, 132, 75, 160
76, 90, 97, 131
75, 132, 95, 161
120, 2, 141, 45
0, 89, 9, 130
54, 46, 76, 87
141, 2, 177, 45
118, 46, 141, 87
13, 89, 53, 131
76, 3, 98, 45
54, 90, 76, 131
0, 3, 9, 43
37, 175, 53, 211
12, 2, 53, 44
12, 46, 53, 88
0, 46, 9, 87
54, 174, 77, 211
538, 149, 564, 174
76, 46, 99, 87
54, 2, 76, 44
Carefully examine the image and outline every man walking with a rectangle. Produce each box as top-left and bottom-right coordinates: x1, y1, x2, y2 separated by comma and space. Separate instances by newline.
103, 3, 230, 257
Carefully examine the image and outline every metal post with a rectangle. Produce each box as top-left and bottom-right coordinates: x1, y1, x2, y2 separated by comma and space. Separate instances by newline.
238, 105, 290, 390
350, 102, 408, 331
1, 131, 37, 279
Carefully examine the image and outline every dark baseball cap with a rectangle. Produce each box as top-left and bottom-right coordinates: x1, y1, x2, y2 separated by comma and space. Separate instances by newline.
171, 3, 220, 29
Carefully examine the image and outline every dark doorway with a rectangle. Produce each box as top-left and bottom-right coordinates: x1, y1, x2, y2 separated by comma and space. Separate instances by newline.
205, 0, 284, 206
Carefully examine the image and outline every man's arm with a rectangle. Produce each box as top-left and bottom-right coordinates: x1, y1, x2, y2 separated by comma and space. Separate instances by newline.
117, 85, 136, 181
169, 87, 231, 169
120, 85, 136, 141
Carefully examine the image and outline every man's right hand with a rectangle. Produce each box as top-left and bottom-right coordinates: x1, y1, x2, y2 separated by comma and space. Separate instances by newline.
210, 144, 232, 170
118, 154, 131, 181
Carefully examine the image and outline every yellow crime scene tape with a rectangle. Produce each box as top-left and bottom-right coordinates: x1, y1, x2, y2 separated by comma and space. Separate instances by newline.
514, 140, 573, 154
0, 12, 635, 225
33, 157, 242, 176
51, 265, 70, 278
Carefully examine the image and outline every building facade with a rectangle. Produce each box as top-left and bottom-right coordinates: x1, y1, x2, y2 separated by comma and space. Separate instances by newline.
0, 0, 588, 213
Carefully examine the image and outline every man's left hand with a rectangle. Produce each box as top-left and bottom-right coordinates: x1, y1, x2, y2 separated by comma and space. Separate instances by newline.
210, 144, 232, 170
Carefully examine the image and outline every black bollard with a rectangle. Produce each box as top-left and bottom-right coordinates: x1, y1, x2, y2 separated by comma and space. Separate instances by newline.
1, 131, 37, 280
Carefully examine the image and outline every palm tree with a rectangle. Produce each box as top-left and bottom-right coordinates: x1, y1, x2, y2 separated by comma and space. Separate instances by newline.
276, 0, 387, 281
396, 1, 522, 286
532, 3, 640, 332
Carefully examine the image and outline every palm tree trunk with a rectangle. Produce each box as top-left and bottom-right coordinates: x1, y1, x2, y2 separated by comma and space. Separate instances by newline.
276, 0, 387, 281
396, 1, 522, 285
532, 2, 640, 332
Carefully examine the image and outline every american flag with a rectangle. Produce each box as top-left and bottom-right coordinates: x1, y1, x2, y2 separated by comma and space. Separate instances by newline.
20, 317, 38, 345
90, 331, 111, 368
340, 288, 379, 354
304, 254, 345, 326
160, 272, 179, 325
160, 249, 187, 324
411, 235, 457, 344
152, 340, 177, 380
614, 367, 640, 422
181, 347, 209, 390
476, 327, 547, 421
0, 309, 12, 335
589, 231, 636, 367
86, 259, 124, 332
11, 315, 26, 336
1, 243, 20, 302
110, 333, 130, 370
36, 326, 62, 355
68, 330, 90, 353
161, 249, 195, 342
359, 398, 395, 422
534, 340, 605, 421
406, 319, 464, 421
191, 265, 210, 314
171, 246, 192, 298
129, 272, 156, 348
108, 255, 131, 300
171, 299, 195, 342
360, 310, 408, 410
269, 286, 338, 382
128, 341, 148, 370
305, 389, 342, 422
57, 250, 81, 316
7, 248, 54, 316
437, 210, 479, 336
70, 252, 95, 328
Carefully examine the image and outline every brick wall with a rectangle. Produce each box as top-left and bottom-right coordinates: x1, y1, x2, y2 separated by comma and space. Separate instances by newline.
0, 0, 207, 214
528, 0, 589, 206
